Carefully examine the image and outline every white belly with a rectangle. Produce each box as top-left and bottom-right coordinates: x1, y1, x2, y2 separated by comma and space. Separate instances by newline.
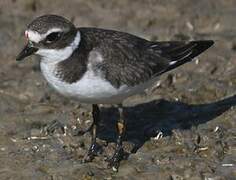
40, 62, 154, 104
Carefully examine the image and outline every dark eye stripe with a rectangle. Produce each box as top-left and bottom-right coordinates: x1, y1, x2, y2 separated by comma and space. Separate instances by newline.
45, 32, 62, 43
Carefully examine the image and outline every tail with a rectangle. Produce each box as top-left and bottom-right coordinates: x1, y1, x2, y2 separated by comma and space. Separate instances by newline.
151, 40, 214, 74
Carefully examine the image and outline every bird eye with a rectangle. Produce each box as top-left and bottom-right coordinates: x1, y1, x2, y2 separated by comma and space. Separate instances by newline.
45, 32, 62, 43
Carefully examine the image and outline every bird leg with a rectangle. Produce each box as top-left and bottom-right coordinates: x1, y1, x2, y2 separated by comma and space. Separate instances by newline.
83, 104, 101, 162
107, 104, 126, 171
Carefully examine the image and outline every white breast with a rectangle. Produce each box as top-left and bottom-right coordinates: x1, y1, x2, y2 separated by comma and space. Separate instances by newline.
38, 31, 156, 104
40, 56, 159, 104
40, 61, 138, 104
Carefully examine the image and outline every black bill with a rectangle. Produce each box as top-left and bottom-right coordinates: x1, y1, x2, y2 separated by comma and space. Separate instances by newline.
16, 42, 38, 61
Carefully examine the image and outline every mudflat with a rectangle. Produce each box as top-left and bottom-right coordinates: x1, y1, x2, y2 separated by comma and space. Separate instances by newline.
0, 0, 235, 179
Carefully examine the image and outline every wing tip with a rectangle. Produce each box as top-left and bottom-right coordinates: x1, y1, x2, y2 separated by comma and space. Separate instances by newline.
163, 40, 214, 73
193, 40, 214, 53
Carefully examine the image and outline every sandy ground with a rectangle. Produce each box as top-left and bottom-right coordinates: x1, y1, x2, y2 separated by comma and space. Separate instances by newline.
0, 0, 235, 179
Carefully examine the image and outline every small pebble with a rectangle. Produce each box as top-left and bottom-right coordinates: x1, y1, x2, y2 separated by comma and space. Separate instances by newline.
0, 147, 6, 151
222, 163, 234, 167
32, 145, 39, 152
170, 174, 184, 180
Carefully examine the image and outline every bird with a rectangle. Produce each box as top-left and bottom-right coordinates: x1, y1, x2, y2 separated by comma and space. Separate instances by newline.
16, 14, 214, 171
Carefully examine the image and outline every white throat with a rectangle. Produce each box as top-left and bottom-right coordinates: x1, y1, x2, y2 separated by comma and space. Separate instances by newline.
36, 31, 81, 63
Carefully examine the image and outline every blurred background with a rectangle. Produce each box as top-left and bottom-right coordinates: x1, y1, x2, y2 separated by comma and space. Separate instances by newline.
0, 0, 235, 179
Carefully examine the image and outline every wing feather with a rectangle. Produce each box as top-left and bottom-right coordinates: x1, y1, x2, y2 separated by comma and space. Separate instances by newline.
79, 28, 213, 88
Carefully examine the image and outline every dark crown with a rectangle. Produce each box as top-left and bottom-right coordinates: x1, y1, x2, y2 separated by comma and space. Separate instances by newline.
27, 14, 76, 34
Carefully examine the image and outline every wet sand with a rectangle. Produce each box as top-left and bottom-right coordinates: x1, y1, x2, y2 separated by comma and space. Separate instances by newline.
0, 0, 235, 179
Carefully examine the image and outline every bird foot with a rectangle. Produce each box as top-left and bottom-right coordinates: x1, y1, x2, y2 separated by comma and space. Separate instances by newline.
106, 147, 126, 172
82, 142, 101, 163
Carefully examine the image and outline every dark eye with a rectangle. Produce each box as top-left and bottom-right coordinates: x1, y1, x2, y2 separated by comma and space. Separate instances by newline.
45, 32, 62, 43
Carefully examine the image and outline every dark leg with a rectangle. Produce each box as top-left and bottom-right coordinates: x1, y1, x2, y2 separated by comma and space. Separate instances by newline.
83, 104, 101, 162
107, 104, 126, 171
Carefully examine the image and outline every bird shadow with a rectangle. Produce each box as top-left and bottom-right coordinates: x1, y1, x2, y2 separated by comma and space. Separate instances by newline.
97, 94, 236, 152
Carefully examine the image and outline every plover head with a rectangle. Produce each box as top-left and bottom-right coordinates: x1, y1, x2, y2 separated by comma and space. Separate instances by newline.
16, 14, 80, 62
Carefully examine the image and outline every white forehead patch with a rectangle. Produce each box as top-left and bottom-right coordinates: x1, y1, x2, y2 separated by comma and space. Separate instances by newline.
26, 30, 42, 43
25, 28, 63, 43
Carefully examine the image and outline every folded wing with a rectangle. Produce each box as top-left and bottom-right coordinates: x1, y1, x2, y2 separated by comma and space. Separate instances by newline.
80, 28, 214, 88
